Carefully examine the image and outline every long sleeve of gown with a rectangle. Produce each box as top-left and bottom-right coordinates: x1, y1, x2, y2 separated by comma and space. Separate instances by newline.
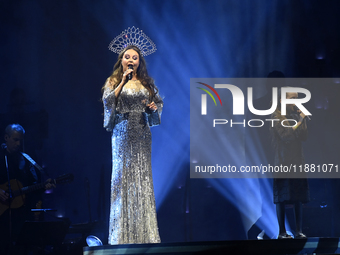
103, 85, 117, 132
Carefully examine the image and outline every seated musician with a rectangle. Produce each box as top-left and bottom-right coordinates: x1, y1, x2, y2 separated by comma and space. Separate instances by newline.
0, 123, 55, 254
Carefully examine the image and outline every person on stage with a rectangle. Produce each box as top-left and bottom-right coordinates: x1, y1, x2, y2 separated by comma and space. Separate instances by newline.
270, 88, 309, 239
102, 27, 162, 245
0, 123, 55, 254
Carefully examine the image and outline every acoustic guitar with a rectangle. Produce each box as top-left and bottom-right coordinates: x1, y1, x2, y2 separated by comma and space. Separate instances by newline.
0, 173, 74, 216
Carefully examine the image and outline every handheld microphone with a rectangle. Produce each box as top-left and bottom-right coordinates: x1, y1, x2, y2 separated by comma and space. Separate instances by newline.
293, 106, 311, 121
127, 65, 133, 80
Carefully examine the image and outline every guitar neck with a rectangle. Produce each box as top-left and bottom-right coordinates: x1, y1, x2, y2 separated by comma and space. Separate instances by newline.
5, 174, 73, 199
12, 182, 46, 198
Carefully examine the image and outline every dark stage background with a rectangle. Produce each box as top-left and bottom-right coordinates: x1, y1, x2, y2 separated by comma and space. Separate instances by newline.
1, 0, 340, 245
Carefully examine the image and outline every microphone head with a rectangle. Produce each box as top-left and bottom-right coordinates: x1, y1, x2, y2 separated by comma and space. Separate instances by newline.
127, 65, 133, 80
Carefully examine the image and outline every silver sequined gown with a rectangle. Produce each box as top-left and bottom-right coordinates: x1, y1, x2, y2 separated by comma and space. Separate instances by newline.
103, 79, 162, 245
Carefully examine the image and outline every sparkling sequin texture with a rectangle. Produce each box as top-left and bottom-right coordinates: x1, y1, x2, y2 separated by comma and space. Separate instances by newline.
103, 79, 162, 245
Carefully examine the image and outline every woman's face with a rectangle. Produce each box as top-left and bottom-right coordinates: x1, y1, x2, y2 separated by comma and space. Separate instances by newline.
121, 49, 140, 72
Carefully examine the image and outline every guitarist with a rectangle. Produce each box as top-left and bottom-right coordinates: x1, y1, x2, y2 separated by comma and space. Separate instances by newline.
0, 124, 54, 254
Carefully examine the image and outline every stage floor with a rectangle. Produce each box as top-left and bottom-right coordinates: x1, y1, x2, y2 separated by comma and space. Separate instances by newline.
83, 237, 340, 255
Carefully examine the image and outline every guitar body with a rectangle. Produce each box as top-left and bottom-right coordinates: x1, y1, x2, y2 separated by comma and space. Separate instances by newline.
0, 173, 73, 217
0, 179, 26, 216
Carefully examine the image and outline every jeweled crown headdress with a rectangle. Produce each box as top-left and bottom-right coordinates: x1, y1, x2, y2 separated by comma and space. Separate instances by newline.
108, 26, 156, 57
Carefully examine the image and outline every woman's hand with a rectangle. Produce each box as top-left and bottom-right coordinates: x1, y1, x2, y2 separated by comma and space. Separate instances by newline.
147, 101, 157, 112
114, 69, 134, 97
293, 110, 307, 131
298, 110, 306, 122
121, 68, 134, 84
